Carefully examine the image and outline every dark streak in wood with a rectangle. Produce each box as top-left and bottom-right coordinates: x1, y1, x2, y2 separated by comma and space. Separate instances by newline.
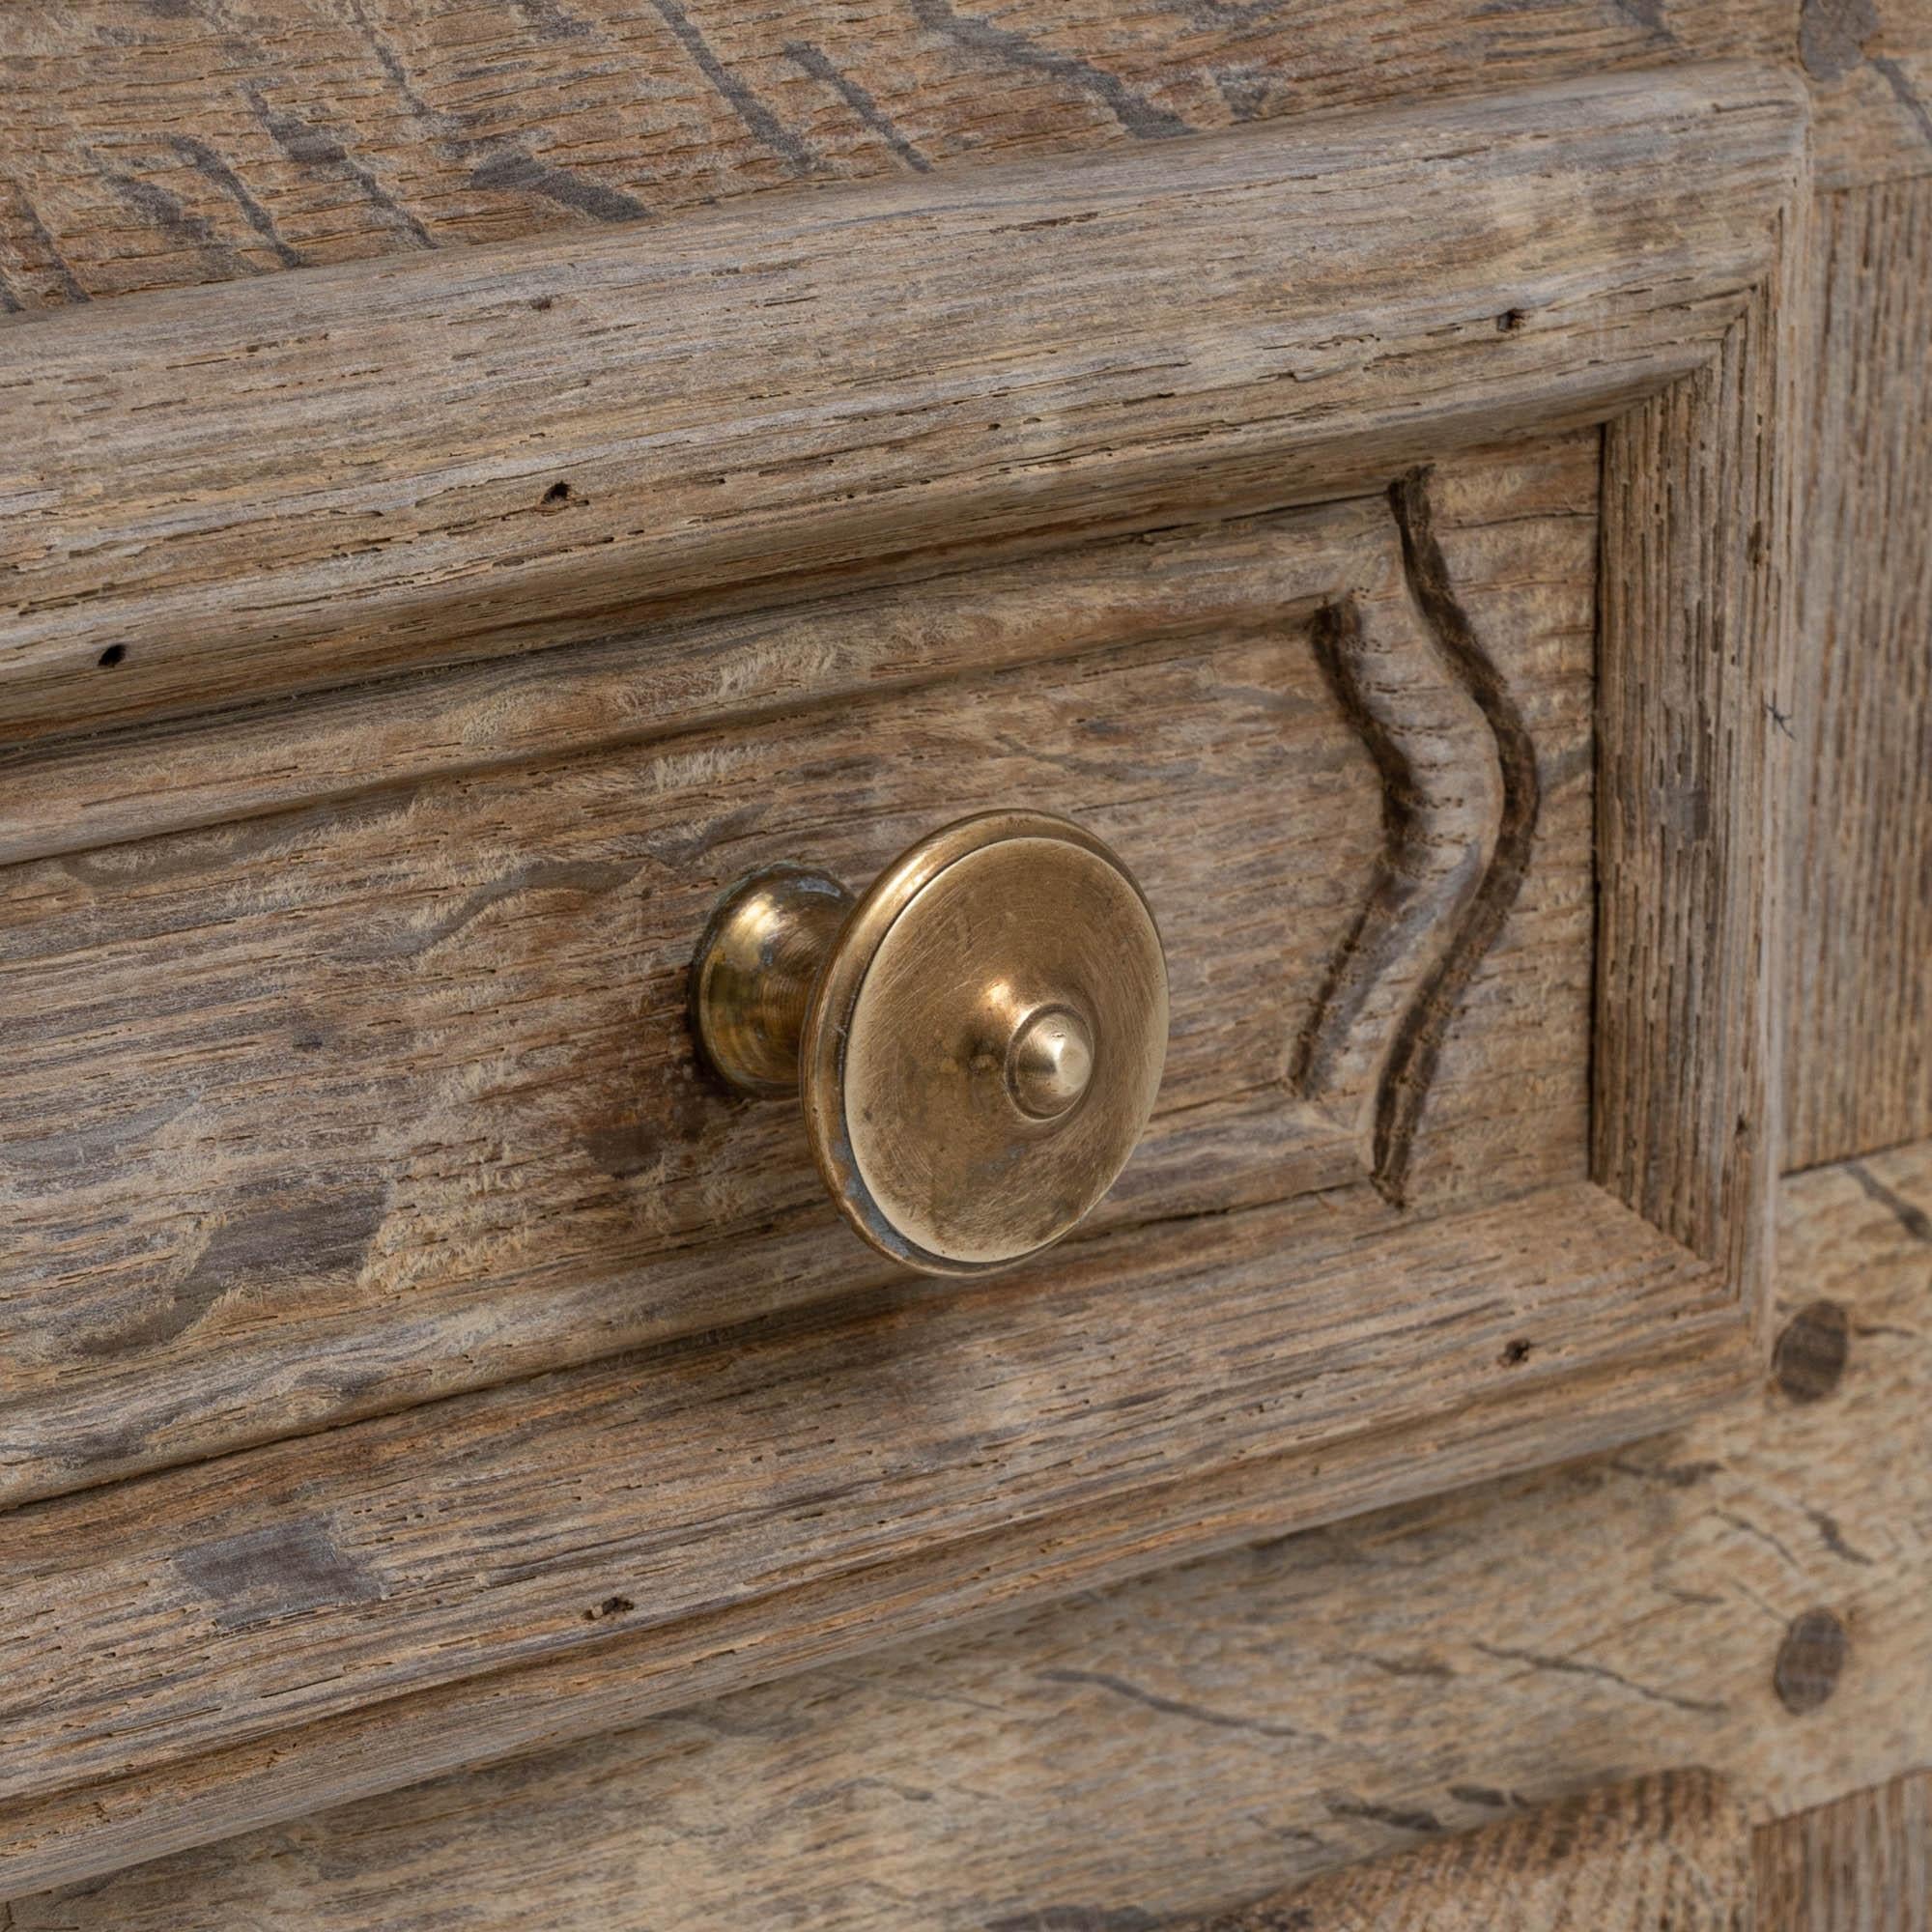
1871, 55, 1932, 152
1324, 1796, 1444, 1835
169, 136, 306, 268
1471, 1640, 1725, 1716
783, 42, 932, 172
0, 179, 89, 305
99, 164, 256, 281
1797, 0, 1932, 151
1611, 0, 1674, 33
175, 1519, 384, 1631
1154, 0, 1291, 27
468, 150, 650, 223
346, 856, 640, 960
645, 0, 818, 175
349, 1, 463, 135
905, 0, 1191, 139
512, 0, 594, 42
1373, 470, 1541, 1205
243, 86, 435, 250
1038, 1668, 1312, 1741
74, 1183, 388, 1361
1846, 1159, 1932, 1241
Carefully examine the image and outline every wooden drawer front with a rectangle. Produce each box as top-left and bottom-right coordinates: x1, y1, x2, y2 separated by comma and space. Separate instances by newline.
0, 65, 1802, 1893
0, 449, 1594, 1499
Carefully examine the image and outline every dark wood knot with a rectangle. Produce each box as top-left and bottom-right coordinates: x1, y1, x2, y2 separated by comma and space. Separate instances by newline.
1774, 1607, 1849, 1715
1772, 1299, 1849, 1404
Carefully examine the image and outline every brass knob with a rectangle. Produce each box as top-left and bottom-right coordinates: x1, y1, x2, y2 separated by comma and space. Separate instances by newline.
691, 810, 1168, 1277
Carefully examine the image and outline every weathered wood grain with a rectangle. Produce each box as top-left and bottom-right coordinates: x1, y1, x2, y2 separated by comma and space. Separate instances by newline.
0, 34, 1818, 1906
1808, 20, 1932, 192
1595, 193, 1806, 1310
0, 86, 1805, 1877
1786, 176, 1932, 1171
0, 66, 1805, 745
1186, 1771, 1753, 1931
0, 0, 1918, 320
1756, 1770, 1932, 1931
5, 1139, 1923, 1925
0, 490, 1411, 868
0, 441, 1598, 1504
0, 1177, 1749, 1896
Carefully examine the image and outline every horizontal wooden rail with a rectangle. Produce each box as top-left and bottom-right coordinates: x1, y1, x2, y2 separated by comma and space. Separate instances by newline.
0, 1180, 1747, 1895
0, 63, 1804, 747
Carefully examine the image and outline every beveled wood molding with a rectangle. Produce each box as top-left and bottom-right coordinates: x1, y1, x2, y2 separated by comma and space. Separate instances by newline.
0, 65, 1803, 749
0, 65, 1808, 1894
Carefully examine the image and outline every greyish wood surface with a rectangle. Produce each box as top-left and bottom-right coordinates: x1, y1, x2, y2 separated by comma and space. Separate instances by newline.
0, 440, 1602, 1505
6, 1140, 1923, 1930
3, 14, 1916, 1179
1786, 175, 1932, 1172
1594, 249, 1805, 1310
0, 0, 1920, 317
0, 1172, 1745, 1892
0, 66, 1804, 744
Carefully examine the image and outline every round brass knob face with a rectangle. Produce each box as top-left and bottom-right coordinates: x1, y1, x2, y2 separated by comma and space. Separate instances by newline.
691, 811, 1168, 1277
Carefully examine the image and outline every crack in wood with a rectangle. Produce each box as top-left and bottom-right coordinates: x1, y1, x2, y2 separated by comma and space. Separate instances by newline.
904, 0, 1190, 140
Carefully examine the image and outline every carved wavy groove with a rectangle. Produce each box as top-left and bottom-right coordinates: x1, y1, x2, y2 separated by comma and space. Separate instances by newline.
1291, 469, 1542, 1205
1289, 596, 1435, 1099
1375, 470, 1543, 1201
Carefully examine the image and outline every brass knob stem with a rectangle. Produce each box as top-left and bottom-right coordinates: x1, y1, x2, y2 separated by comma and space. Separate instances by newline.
690, 867, 854, 1094
690, 811, 1167, 1277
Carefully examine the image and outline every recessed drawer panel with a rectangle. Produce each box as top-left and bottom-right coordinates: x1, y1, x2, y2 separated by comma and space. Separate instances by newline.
0, 447, 1593, 1498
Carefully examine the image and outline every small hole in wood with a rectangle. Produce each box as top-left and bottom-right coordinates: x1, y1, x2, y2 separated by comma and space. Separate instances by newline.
1499, 1338, 1533, 1367
1496, 307, 1528, 332
98, 643, 127, 668
543, 480, 574, 504
531, 295, 554, 311
583, 1594, 635, 1621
